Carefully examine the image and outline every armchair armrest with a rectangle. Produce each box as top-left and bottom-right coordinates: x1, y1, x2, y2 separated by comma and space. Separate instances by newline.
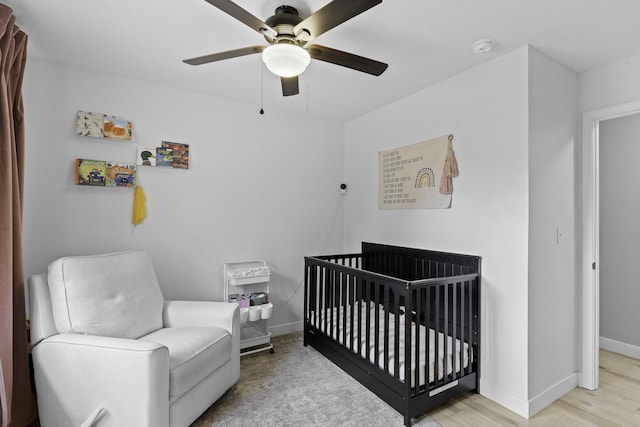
162, 300, 239, 334
163, 300, 240, 382
32, 334, 170, 427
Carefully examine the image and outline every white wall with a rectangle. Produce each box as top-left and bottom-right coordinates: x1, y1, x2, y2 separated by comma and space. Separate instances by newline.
599, 114, 640, 351
344, 47, 531, 415
579, 53, 640, 113
21, 57, 345, 334
527, 48, 577, 410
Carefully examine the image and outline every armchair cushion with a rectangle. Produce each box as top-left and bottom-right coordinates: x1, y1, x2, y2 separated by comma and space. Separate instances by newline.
47, 250, 164, 339
139, 327, 232, 402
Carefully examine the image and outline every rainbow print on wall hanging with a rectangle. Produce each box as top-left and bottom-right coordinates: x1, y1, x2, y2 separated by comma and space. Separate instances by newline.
415, 168, 436, 189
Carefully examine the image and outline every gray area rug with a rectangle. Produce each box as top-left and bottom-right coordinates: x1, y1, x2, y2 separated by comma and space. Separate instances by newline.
192, 332, 441, 427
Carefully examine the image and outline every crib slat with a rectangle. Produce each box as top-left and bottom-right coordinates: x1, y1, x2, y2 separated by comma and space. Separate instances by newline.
323, 267, 329, 335
383, 284, 390, 373
348, 273, 354, 351
460, 280, 466, 376
365, 280, 371, 359
452, 281, 458, 380
328, 268, 333, 337
400, 287, 409, 396
307, 266, 312, 327
434, 285, 441, 387
374, 282, 381, 368
329, 269, 334, 339
414, 288, 421, 395
426, 285, 432, 389
393, 286, 401, 384
357, 278, 363, 357
312, 265, 319, 332
467, 283, 477, 373
317, 266, 322, 330
444, 282, 449, 384
341, 272, 347, 346
312, 266, 318, 329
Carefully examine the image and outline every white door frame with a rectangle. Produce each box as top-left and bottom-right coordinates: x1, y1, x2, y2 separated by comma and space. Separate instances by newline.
581, 100, 640, 390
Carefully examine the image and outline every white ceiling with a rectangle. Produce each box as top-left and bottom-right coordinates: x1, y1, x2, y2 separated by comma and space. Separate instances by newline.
4, 0, 640, 122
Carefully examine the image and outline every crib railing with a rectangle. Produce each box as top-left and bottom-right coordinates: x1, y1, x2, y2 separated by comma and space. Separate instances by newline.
304, 251, 480, 399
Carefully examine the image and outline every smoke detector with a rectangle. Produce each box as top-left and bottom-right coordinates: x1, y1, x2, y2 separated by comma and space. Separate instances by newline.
472, 39, 495, 54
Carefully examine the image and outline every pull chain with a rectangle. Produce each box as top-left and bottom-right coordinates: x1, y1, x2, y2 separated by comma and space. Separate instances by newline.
259, 62, 265, 115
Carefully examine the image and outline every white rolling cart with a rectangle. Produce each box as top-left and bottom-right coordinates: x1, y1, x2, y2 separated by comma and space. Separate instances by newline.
224, 260, 274, 356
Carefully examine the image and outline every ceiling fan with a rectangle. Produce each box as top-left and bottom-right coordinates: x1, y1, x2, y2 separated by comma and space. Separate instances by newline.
183, 0, 388, 96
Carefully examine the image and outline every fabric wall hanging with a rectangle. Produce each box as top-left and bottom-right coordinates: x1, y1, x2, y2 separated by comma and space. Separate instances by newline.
378, 134, 458, 209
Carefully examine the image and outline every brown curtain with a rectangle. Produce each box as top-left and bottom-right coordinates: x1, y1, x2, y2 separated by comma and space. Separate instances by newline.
0, 4, 38, 427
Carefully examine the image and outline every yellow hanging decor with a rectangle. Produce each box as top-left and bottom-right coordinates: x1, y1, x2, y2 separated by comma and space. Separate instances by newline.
132, 185, 146, 225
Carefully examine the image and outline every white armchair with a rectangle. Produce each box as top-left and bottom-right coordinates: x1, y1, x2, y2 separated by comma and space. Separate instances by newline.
28, 250, 239, 427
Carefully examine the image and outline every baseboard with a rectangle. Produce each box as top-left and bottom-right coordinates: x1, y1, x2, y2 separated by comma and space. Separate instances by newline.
269, 321, 303, 337
528, 373, 578, 418
600, 336, 640, 359
480, 373, 577, 419
478, 379, 529, 419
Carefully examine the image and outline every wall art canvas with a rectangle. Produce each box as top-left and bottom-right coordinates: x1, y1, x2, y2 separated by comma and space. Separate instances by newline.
106, 162, 136, 187
75, 159, 107, 186
75, 159, 136, 188
156, 147, 173, 167
161, 141, 189, 169
137, 146, 157, 166
76, 111, 133, 140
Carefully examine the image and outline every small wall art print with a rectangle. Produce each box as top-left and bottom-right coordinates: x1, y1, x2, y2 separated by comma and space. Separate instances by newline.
136, 146, 157, 166
75, 159, 137, 188
155, 147, 173, 167
76, 111, 133, 140
136, 142, 189, 169
161, 141, 189, 169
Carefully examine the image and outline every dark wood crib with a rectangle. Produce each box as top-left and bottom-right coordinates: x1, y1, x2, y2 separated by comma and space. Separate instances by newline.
304, 242, 481, 426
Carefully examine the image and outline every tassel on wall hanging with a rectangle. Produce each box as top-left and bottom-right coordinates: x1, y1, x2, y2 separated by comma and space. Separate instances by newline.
439, 135, 458, 195
132, 185, 146, 225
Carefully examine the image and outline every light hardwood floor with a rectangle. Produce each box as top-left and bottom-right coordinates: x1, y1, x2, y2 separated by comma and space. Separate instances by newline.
429, 350, 640, 426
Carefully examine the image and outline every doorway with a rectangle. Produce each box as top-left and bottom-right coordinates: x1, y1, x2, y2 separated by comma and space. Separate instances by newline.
581, 100, 640, 390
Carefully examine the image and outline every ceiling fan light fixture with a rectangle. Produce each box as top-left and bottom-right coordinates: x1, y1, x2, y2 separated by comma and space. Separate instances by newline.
262, 44, 310, 77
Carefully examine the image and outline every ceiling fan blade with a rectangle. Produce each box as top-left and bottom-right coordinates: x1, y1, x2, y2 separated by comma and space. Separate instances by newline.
203, 0, 276, 37
294, 0, 382, 41
183, 45, 265, 65
307, 44, 388, 76
281, 77, 299, 96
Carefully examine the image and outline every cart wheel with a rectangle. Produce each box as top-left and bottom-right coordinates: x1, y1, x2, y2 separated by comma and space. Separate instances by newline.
270, 348, 275, 354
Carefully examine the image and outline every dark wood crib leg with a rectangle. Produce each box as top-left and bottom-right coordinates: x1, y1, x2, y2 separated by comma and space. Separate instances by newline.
404, 415, 412, 426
